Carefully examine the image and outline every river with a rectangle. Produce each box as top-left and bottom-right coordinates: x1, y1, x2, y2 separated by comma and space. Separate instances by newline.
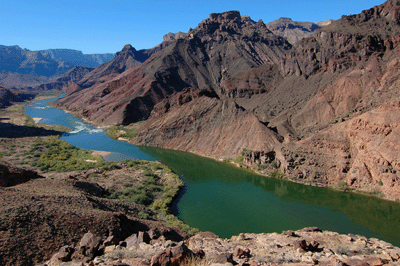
24, 96, 400, 247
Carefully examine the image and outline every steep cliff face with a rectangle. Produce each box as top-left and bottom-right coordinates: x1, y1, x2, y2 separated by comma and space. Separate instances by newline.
54, 11, 291, 125
234, 0, 400, 136
132, 88, 282, 158
280, 100, 400, 201
238, 0, 400, 199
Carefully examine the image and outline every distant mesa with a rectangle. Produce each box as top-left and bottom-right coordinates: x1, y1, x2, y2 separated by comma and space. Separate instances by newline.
266, 17, 334, 44
0, 45, 115, 78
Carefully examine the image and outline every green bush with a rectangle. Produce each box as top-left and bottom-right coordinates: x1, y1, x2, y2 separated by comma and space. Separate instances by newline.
36, 137, 105, 172
270, 171, 285, 179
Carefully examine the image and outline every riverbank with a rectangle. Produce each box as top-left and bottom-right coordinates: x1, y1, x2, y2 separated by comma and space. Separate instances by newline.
0, 98, 200, 265
18, 95, 400, 249
0, 159, 195, 265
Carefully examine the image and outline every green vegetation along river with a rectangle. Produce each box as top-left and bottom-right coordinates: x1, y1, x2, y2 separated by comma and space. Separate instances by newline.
25, 96, 400, 247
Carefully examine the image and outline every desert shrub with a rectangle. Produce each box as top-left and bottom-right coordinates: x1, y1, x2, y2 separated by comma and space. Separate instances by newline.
270, 171, 285, 179
36, 138, 105, 172
138, 211, 150, 219
106, 122, 143, 140
108, 162, 119, 170
164, 214, 199, 235
258, 164, 269, 170
270, 160, 278, 169
336, 245, 352, 255
336, 181, 348, 191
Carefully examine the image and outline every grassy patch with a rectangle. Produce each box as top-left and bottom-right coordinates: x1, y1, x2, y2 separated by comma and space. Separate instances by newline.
107, 159, 199, 235
36, 136, 105, 172
106, 121, 144, 140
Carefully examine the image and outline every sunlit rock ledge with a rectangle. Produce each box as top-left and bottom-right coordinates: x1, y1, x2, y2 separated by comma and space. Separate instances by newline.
43, 227, 399, 266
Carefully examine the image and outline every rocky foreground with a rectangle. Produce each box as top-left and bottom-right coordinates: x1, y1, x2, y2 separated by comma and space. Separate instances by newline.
41, 227, 400, 266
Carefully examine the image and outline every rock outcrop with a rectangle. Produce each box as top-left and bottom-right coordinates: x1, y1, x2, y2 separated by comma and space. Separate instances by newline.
0, 163, 189, 266
0, 161, 43, 187
0, 87, 35, 108
43, 228, 400, 266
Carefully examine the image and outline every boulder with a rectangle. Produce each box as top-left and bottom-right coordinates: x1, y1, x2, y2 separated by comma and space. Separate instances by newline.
213, 253, 234, 264
342, 258, 369, 266
308, 240, 320, 251
103, 235, 118, 246
71, 232, 102, 260
124, 232, 150, 248
282, 230, 297, 237
234, 247, 250, 259
293, 239, 308, 251
299, 227, 322, 232
150, 242, 194, 266
56, 245, 74, 262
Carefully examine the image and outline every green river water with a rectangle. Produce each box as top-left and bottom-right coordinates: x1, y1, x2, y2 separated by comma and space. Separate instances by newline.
140, 146, 400, 246
25, 97, 400, 247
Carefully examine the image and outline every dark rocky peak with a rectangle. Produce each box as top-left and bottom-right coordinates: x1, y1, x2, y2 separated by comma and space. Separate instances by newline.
209, 10, 241, 23
75, 44, 145, 89
118, 44, 137, 54
356, 0, 400, 24
241, 15, 256, 24
191, 10, 287, 46
281, 0, 400, 78
114, 44, 147, 63
255, 19, 267, 28
194, 11, 246, 37
323, 0, 400, 36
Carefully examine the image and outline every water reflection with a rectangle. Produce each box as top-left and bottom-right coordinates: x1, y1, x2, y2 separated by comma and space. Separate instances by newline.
140, 146, 400, 246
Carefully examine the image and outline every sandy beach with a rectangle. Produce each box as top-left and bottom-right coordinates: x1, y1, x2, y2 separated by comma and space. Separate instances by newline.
32, 117, 42, 123
91, 150, 112, 157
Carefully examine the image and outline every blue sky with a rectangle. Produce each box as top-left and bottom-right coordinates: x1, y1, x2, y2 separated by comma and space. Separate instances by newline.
2, 0, 385, 54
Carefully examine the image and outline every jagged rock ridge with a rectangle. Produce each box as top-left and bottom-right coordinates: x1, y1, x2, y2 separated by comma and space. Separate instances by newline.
54, 11, 291, 126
